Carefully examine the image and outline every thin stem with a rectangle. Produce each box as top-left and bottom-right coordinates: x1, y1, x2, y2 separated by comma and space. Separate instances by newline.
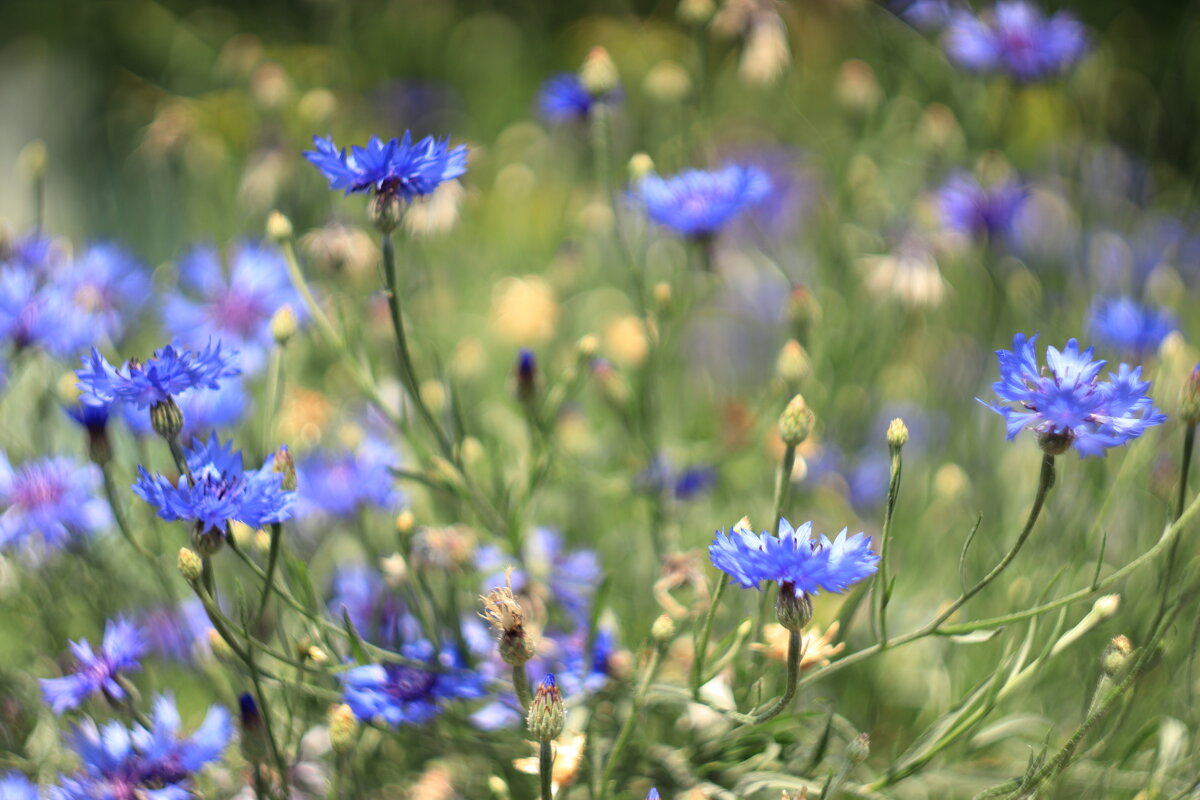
539, 739, 554, 800
748, 628, 802, 725
598, 645, 664, 799
1175, 425, 1196, 521
754, 443, 798, 658
254, 522, 283, 627
691, 572, 729, 700
513, 664, 534, 713
874, 446, 903, 645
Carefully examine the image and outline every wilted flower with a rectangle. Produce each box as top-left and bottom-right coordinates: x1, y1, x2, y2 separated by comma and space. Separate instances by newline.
982, 333, 1166, 456
632, 165, 772, 239
1087, 297, 1175, 357
753, 621, 845, 669
944, 1, 1087, 82
40, 617, 145, 714
709, 518, 879, 596
305, 132, 467, 199
0, 452, 111, 557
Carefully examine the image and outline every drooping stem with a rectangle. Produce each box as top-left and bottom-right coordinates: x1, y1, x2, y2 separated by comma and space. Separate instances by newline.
749, 627, 803, 725
874, 445, 903, 645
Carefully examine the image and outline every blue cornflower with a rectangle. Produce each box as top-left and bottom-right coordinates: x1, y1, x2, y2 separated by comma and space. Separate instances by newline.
61, 243, 152, 344
983, 333, 1167, 456
305, 132, 468, 198
476, 528, 600, 626
76, 341, 240, 410
647, 791, 661, 800
633, 165, 772, 239
937, 172, 1027, 242
0, 453, 110, 557
141, 599, 214, 662
328, 563, 414, 647
133, 433, 294, 535
164, 242, 306, 374
892, 0, 952, 30
0, 270, 93, 358
535, 73, 620, 123
340, 640, 485, 727
0, 772, 38, 800
295, 440, 404, 520
636, 455, 717, 501
709, 518, 879, 596
53, 693, 230, 800
1087, 297, 1175, 357
944, 1, 1086, 81
120, 380, 248, 441
40, 617, 145, 714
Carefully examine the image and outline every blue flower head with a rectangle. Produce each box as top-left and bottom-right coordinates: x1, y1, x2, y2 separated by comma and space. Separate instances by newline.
305, 132, 468, 198
982, 333, 1167, 456
133, 434, 295, 535
1087, 297, 1175, 358
536, 73, 620, 123
647, 790, 661, 800
164, 242, 307, 374
0, 269, 94, 358
937, 172, 1027, 242
40, 617, 146, 714
944, 1, 1086, 81
633, 165, 772, 239
340, 640, 485, 727
296, 439, 404, 521
0, 772, 38, 800
0, 453, 110, 557
53, 693, 230, 800
61, 243, 152, 344
709, 519, 879, 596
120, 380, 248, 441
76, 341, 240, 410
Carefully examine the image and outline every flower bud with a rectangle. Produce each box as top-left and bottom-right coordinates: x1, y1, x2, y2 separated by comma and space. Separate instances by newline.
271, 305, 298, 345
380, 552, 409, 586
576, 334, 600, 359
775, 340, 810, 386
1181, 364, 1200, 425
191, 522, 225, 556
847, 733, 870, 764
628, 152, 655, 182
579, 47, 619, 97
19, 139, 47, 181
1037, 430, 1073, 456
272, 445, 297, 491
306, 646, 329, 664
775, 585, 813, 632
788, 285, 821, 342
150, 397, 184, 442
887, 418, 909, 450
266, 210, 293, 242
778, 394, 814, 447
178, 547, 203, 584
516, 349, 539, 407
1092, 594, 1120, 620
527, 674, 565, 742
651, 614, 676, 644
329, 703, 359, 752
370, 190, 404, 233
677, 0, 714, 24
835, 60, 882, 113
653, 282, 672, 312
1101, 634, 1133, 677
239, 693, 269, 765
396, 509, 416, 534
208, 628, 234, 661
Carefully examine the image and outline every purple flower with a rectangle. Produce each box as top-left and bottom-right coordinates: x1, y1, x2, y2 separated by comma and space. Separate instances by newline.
76, 341, 240, 410
633, 165, 772, 238
892, 0, 952, 30
295, 440, 404, 520
944, 1, 1086, 81
1087, 297, 1175, 357
982, 333, 1166, 456
164, 242, 306, 374
340, 640, 485, 727
0, 270, 93, 357
938, 172, 1028, 242
40, 618, 145, 714
328, 564, 414, 647
0, 453, 110, 557
52, 693, 230, 800
535, 73, 620, 123
305, 132, 467, 198
709, 519, 879, 596
133, 434, 294, 534
60, 243, 152, 344
636, 455, 717, 501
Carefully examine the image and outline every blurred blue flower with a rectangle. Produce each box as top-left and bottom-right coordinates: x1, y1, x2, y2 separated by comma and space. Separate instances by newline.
76, 341, 240, 410
328, 564, 415, 647
0, 270, 93, 358
5, 231, 68, 273
1087, 297, 1175, 357
53, 693, 230, 800
944, 1, 1086, 81
937, 172, 1027, 242
982, 333, 1166, 456
141, 599, 213, 663
0, 772, 38, 800
296, 439, 404, 520
647, 790, 661, 800
892, 0, 952, 30
709, 518, 879, 596
0, 453, 110, 556
305, 132, 468, 198
164, 242, 305, 374
119, 380, 249, 441
133, 434, 294, 534
64, 399, 112, 439
340, 640, 485, 727
61, 243, 151, 344
40, 617, 145, 714
636, 455, 717, 501
536, 73, 619, 122
633, 165, 772, 239
848, 452, 890, 513
477, 527, 600, 625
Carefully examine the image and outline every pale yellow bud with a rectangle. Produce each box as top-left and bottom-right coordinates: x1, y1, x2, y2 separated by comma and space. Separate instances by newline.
886, 418, 909, 449
579, 46, 619, 96
266, 210, 293, 242
270, 305, 298, 344
178, 548, 203, 584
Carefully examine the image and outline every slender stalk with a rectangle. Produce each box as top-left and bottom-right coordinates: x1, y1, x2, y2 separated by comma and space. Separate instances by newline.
874, 445, 903, 645
691, 572, 729, 700
513, 664, 534, 712
754, 443, 798, 658
254, 522, 283, 627
1176, 425, 1196, 521
539, 739, 554, 800
598, 645, 664, 799
747, 628, 802, 725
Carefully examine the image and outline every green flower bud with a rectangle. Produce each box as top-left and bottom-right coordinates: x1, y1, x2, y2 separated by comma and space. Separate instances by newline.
847, 733, 870, 764
191, 522, 225, 556
178, 547, 203, 584
265, 210, 293, 242
370, 190, 404, 234
579, 46, 619, 97
329, 703, 359, 752
526, 674, 565, 742
778, 394, 814, 447
1101, 634, 1133, 678
651, 614, 676, 644
887, 418, 909, 449
150, 397, 184, 442
775, 585, 813, 632
272, 445, 297, 492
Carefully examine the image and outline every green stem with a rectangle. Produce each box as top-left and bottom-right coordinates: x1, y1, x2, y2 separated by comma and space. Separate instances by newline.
691, 572, 729, 700
539, 739, 554, 800
1176, 425, 1196, 521
513, 664, 533, 712
754, 443, 798, 657
874, 446, 903, 645
598, 646, 664, 799
747, 628, 802, 725
254, 522, 283, 627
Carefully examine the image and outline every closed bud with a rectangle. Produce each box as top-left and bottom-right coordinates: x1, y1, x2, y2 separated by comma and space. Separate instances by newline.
329, 703, 359, 752
579, 47, 619, 97
788, 285, 821, 342
380, 552, 409, 586
1092, 594, 1120, 620
272, 445, 297, 491
18, 139, 47, 179
270, 305, 298, 344
266, 210, 293, 242
576, 334, 600, 359
1101, 635, 1133, 677
847, 733, 870, 764
1181, 364, 1200, 425
370, 190, 404, 233
778, 394, 814, 447
191, 522, 225, 556
150, 397, 184, 442
775, 585, 813, 631
527, 674, 565, 742
516, 349, 539, 407
629, 152, 656, 181
677, 0, 714, 24
238, 693, 269, 765
1037, 430, 1073, 456
651, 614, 676, 644
208, 629, 234, 661
836, 60, 882, 113
653, 282, 672, 312
775, 340, 810, 385
178, 547, 203, 584
396, 509, 416, 534
306, 646, 329, 664
886, 418, 908, 449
